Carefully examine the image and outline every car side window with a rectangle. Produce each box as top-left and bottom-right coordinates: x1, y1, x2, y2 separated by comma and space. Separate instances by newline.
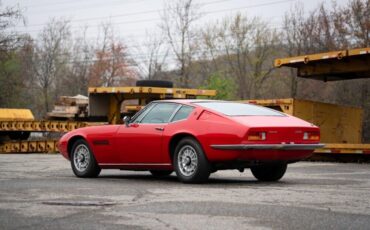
171, 105, 194, 122
131, 103, 155, 124
140, 103, 179, 124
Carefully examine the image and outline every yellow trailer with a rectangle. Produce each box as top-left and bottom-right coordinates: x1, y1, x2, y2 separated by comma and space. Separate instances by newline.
274, 47, 370, 81
88, 86, 216, 124
273, 47, 370, 156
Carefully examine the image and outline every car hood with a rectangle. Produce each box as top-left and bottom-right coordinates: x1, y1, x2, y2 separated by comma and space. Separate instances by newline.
230, 115, 316, 128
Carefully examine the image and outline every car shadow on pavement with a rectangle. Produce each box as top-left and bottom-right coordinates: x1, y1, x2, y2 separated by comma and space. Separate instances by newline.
96, 173, 290, 186
98, 173, 179, 183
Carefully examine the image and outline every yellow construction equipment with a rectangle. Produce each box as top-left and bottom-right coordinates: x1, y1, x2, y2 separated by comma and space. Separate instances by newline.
0, 139, 59, 153
0, 120, 105, 132
0, 109, 34, 121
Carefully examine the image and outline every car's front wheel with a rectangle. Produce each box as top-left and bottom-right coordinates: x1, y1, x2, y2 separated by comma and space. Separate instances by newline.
174, 137, 211, 183
71, 139, 101, 178
250, 163, 287, 182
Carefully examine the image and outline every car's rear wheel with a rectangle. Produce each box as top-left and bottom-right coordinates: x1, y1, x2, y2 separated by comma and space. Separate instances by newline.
149, 170, 173, 177
174, 137, 211, 183
71, 139, 101, 178
250, 163, 287, 182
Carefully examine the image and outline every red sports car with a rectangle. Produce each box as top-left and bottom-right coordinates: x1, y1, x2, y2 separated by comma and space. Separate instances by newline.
59, 100, 323, 183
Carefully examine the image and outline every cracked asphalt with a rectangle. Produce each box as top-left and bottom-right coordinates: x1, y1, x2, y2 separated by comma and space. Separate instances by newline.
0, 154, 370, 230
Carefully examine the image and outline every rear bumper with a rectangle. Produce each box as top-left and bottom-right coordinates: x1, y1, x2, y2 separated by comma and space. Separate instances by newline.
211, 143, 325, 151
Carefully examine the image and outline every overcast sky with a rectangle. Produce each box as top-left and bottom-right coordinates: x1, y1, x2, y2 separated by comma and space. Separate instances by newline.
4, 0, 349, 36
2, 0, 349, 62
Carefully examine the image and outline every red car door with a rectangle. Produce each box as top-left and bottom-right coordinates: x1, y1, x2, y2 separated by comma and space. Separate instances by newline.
116, 102, 180, 164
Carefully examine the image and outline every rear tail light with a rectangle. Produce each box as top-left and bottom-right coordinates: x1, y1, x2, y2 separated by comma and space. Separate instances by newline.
248, 132, 266, 141
303, 132, 319, 141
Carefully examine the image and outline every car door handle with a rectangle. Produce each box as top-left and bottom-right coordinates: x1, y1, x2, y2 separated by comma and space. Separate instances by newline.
155, 127, 164, 131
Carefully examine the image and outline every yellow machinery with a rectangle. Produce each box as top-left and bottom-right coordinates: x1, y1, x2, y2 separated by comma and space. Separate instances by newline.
0, 109, 35, 121
0, 86, 216, 153
0, 120, 104, 133
0, 139, 59, 154
0, 119, 105, 153
0, 109, 37, 144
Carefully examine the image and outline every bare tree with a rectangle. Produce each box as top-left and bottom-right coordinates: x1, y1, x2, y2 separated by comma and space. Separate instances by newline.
282, 3, 310, 98
133, 30, 168, 80
202, 13, 279, 99
160, 0, 201, 87
89, 23, 137, 87
62, 27, 94, 95
282, 3, 335, 99
33, 19, 71, 114
343, 0, 370, 47
0, 3, 24, 107
0, 3, 23, 55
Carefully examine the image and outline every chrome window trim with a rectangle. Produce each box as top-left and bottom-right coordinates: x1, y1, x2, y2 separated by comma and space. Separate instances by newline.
131, 102, 156, 123
168, 104, 183, 122
169, 105, 195, 123
193, 101, 286, 117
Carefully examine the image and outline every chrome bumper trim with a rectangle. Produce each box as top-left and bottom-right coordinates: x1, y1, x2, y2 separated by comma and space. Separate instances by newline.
211, 143, 325, 150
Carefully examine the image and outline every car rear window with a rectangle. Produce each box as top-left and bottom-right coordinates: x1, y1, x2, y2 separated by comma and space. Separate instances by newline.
194, 102, 285, 116
171, 105, 194, 122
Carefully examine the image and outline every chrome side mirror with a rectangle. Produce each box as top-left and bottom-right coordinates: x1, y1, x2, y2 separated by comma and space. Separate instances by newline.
123, 116, 131, 127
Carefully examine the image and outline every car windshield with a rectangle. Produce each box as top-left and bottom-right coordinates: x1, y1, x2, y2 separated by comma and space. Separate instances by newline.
194, 101, 285, 116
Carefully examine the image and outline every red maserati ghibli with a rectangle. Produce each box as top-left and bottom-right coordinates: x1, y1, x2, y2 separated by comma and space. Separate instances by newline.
59, 100, 323, 183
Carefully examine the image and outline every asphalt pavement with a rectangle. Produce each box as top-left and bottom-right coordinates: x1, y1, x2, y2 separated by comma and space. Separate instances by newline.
0, 154, 369, 230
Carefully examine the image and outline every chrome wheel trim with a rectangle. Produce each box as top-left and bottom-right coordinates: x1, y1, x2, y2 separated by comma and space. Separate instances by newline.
177, 145, 198, 177
73, 144, 90, 172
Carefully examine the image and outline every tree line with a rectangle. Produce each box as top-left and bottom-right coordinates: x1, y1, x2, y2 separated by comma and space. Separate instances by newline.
0, 0, 369, 140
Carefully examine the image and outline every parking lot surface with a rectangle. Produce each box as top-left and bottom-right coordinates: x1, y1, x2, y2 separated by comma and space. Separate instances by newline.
0, 154, 369, 230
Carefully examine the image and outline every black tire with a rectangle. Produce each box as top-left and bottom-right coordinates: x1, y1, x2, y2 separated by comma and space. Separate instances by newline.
70, 139, 101, 178
136, 80, 173, 88
150, 170, 173, 177
9, 131, 30, 140
173, 137, 211, 183
251, 163, 287, 182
